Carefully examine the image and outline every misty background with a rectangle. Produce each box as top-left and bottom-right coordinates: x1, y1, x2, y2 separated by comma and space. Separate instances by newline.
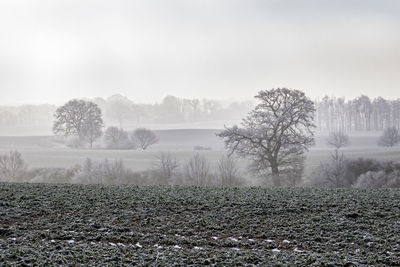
0, 0, 400, 188
0, 0, 399, 106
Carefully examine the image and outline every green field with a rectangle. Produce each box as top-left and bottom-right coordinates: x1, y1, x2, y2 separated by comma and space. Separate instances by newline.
0, 183, 399, 265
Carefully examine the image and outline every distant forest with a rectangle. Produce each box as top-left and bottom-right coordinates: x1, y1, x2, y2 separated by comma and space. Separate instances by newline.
0, 94, 399, 132
315, 95, 400, 131
0, 95, 254, 131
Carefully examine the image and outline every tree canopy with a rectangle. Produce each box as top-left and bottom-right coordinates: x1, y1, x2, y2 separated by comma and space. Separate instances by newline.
218, 88, 315, 186
53, 99, 103, 148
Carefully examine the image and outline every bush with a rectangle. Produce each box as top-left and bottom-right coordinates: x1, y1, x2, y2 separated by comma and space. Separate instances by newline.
311, 156, 400, 188
27, 166, 79, 184
217, 154, 242, 186
0, 151, 27, 182
152, 152, 179, 185
353, 170, 400, 188
184, 154, 211, 185
378, 127, 400, 147
103, 126, 136, 149
72, 158, 131, 184
132, 128, 159, 150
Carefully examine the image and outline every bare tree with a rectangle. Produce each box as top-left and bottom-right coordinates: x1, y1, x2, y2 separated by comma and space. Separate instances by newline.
105, 95, 134, 128
132, 128, 159, 150
81, 115, 103, 148
184, 154, 211, 185
153, 152, 179, 185
218, 88, 315, 186
320, 149, 347, 187
53, 99, 103, 148
326, 131, 350, 149
378, 127, 400, 147
103, 126, 135, 149
0, 151, 27, 181
73, 158, 128, 184
313, 131, 350, 187
218, 154, 240, 187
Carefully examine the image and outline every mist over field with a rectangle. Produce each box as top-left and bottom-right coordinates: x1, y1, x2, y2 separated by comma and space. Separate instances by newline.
1, 0, 399, 265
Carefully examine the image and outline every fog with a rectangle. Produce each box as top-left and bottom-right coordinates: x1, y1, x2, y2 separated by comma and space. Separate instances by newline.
0, 0, 399, 105
1, 2, 400, 264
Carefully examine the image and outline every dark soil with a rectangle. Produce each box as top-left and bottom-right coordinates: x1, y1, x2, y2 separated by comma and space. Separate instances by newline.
0, 183, 399, 266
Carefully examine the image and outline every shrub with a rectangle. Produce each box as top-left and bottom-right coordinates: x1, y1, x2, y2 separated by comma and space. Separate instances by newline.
326, 131, 350, 149
72, 158, 131, 184
184, 154, 211, 185
353, 170, 400, 188
0, 151, 27, 182
27, 166, 79, 184
378, 127, 400, 147
103, 126, 136, 149
152, 152, 179, 185
131, 128, 159, 150
217, 154, 242, 187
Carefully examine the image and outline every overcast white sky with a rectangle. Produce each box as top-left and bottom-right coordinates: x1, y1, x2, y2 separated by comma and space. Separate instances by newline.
0, 0, 399, 105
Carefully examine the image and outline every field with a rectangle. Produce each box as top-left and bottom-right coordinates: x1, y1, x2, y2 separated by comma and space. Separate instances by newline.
0, 183, 399, 265
0, 130, 400, 183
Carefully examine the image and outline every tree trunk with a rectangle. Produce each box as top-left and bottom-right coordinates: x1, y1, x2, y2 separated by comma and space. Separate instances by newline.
271, 164, 281, 187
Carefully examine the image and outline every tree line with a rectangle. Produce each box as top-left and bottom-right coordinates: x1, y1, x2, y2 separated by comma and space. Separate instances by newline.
2, 94, 400, 133
0, 95, 253, 132
315, 95, 400, 131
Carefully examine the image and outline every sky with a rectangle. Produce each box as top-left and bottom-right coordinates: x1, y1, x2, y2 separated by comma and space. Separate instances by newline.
0, 0, 399, 105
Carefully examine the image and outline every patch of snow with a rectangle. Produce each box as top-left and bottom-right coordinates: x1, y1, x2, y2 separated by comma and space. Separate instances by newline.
109, 242, 116, 246
193, 246, 203, 250
8, 238, 16, 241
282, 240, 290, 244
265, 239, 274, 243
98, 228, 107, 232
173, 245, 182, 249
248, 239, 255, 242
136, 242, 143, 248
231, 247, 240, 251
117, 243, 126, 247
272, 248, 280, 253
154, 244, 162, 249
228, 237, 239, 242
211, 236, 218, 240
367, 242, 374, 246
294, 248, 304, 253
90, 242, 96, 245
50, 239, 55, 243
67, 240, 75, 244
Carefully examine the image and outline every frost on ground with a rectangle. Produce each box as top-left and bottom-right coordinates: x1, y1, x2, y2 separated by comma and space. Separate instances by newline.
0, 183, 399, 265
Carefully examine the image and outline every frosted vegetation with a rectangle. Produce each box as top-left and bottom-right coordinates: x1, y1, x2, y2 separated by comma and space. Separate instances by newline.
1, 89, 400, 188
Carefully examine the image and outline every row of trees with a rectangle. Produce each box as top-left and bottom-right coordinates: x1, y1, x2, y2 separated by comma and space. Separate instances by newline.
53, 99, 158, 149
0, 104, 56, 128
311, 131, 400, 188
0, 150, 242, 187
0, 95, 253, 133
2, 94, 400, 133
315, 95, 400, 131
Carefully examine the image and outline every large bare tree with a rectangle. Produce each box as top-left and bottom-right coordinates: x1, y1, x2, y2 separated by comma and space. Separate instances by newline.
218, 88, 315, 186
53, 99, 103, 148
